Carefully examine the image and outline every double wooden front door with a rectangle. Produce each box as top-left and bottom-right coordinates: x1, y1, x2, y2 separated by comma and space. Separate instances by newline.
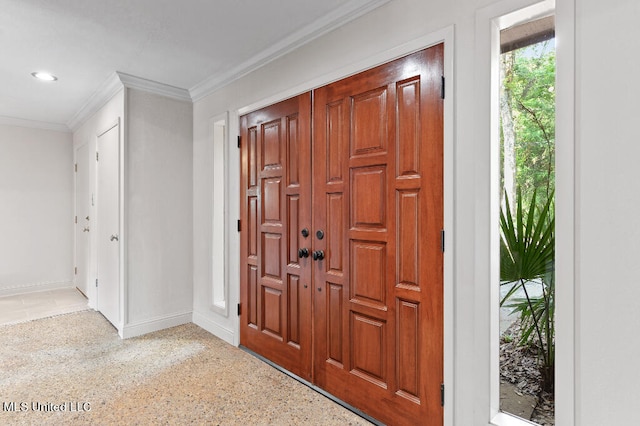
240, 45, 444, 426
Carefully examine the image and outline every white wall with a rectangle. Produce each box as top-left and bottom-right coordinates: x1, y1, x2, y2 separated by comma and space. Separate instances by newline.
0, 124, 73, 295
124, 88, 193, 333
576, 0, 640, 424
71, 86, 193, 337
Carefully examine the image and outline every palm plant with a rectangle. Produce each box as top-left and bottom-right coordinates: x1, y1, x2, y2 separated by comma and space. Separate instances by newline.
500, 188, 555, 393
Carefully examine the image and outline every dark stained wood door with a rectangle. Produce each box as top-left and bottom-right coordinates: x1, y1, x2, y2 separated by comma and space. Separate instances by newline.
240, 93, 313, 381
312, 45, 444, 425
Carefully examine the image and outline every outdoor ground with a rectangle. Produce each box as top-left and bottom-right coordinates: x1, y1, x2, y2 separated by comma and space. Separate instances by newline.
500, 320, 555, 425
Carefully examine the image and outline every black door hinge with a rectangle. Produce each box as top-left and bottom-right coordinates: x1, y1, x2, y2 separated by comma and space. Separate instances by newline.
237, 135, 241, 148
96, 152, 99, 161
441, 230, 445, 252
441, 76, 445, 99
441, 383, 445, 406
95, 278, 98, 287
237, 303, 241, 316
237, 220, 241, 232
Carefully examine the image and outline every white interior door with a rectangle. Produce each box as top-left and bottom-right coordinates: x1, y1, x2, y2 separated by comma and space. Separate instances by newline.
96, 123, 120, 328
74, 143, 91, 297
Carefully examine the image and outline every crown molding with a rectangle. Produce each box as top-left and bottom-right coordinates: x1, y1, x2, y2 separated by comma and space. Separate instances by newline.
116, 72, 191, 102
189, 0, 390, 101
0, 115, 70, 133
67, 72, 124, 132
67, 71, 191, 132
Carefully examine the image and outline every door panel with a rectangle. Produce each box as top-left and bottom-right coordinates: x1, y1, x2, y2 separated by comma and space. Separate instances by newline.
313, 45, 444, 426
240, 93, 312, 380
96, 123, 120, 329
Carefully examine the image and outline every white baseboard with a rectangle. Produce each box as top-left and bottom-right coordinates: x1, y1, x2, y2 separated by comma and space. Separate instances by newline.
121, 311, 193, 339
192, 311, 236, 346
0, 281, 74, 297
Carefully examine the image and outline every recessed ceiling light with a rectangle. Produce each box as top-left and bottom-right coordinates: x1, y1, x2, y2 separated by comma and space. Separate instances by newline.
31, 72, 58, 82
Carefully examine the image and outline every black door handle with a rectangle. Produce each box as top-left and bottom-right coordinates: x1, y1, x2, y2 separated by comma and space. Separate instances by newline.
312, 250, 324, 261
298, 248, 309, 258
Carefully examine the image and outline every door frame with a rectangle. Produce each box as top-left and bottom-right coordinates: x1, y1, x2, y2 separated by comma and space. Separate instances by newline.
234, 26, 455, 423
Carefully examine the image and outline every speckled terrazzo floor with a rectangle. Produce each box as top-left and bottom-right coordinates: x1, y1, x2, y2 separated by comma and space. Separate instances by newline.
0, 311, 372, 425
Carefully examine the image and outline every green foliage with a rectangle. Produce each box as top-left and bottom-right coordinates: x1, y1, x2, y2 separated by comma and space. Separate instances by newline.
500, 188, 555, 287
500, 189, 555, 392
501, 42, 556, 210
500, 39, 556, 395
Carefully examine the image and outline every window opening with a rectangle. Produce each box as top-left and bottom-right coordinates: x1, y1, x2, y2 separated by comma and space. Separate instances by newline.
498, 14, 556, 426
212, 116, 227, 312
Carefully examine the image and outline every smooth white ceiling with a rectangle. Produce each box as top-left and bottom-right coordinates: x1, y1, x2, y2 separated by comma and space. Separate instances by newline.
0, 0, 384, 130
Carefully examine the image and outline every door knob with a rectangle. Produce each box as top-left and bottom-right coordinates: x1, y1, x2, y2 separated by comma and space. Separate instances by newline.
312, 250, 324, 261
82, 227, 90, 232
110, 234, 119, 242
298, 248, 309, 258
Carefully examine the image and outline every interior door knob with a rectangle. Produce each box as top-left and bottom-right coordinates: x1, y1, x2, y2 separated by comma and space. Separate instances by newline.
110, 234, 119, 242
82, 227, 90, 232
298, 248, 309, 258
312, 250, 324, 261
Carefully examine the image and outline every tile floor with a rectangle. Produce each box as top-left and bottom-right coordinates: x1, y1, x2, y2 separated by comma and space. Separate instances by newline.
0, 287, 88, 326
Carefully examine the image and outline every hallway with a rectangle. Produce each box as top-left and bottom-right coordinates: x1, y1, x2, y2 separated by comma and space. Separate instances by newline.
0, 287, 88, 326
